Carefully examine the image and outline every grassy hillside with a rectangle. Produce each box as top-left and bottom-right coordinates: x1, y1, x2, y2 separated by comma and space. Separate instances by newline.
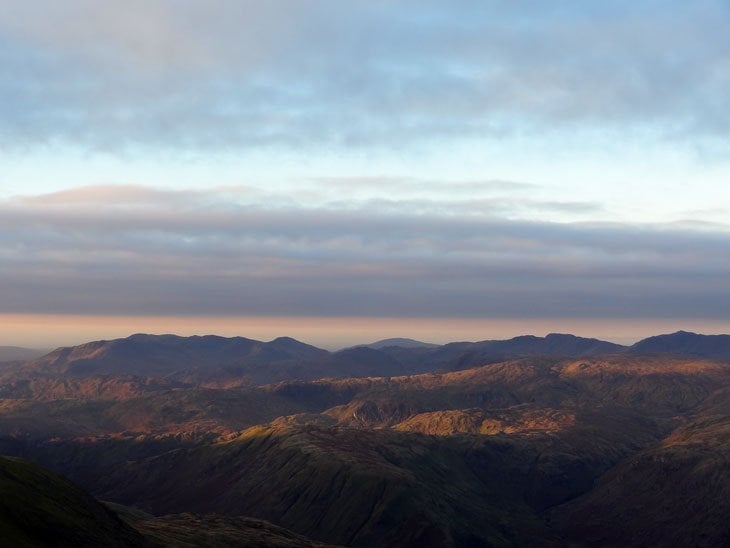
83, 423, 560, 547
0, 456, 147, 547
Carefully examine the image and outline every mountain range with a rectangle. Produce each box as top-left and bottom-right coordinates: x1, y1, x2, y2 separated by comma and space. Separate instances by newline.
4, 331, 730, 397
2, 330, 730, 546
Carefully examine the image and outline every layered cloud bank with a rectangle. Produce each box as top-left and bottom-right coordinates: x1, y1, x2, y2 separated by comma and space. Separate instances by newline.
1, 3, 729, 346
1, 0, 729, 150
2, 185, 729, 320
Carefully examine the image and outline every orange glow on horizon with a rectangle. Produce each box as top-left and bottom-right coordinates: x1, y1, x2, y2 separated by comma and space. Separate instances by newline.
2, 314, 730, 350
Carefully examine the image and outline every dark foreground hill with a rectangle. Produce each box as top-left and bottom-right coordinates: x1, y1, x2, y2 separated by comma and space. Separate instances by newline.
0, 455, 333, 547
0, 455, 146, 547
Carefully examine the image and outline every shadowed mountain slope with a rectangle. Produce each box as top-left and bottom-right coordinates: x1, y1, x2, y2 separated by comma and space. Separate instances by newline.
34, 424, 563, 547
553, 384, 730, 547
0, 455, 147, 547
6, 402, 669, 548
0, 454, 334, 547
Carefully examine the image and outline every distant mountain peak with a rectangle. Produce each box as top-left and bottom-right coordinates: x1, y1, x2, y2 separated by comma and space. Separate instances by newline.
271, 336, 306, 344
630, 331, 730, 360
24, 333, 329, 377
651, 330, 699, 338
356, 338, 440, 350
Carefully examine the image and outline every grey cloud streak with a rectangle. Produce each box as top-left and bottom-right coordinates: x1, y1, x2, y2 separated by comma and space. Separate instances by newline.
1, 185, 730, 319
1, 1, 730, 150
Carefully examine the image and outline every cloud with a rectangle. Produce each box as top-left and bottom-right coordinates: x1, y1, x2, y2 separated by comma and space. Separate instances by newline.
307, 177, 539, 195
1, 1, 729, 151
1, 185, 729, 320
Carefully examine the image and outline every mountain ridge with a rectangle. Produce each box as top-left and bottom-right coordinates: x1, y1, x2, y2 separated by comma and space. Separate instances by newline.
351, 338, 440, 350
628, 330, 730, 360
10, 331, 730, 392
24, 334, 329, 378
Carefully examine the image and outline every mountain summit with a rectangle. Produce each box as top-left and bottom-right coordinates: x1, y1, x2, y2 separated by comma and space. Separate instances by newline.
25, 334, 329, 377
630, 331, 730, 360
356, 338, 440, 350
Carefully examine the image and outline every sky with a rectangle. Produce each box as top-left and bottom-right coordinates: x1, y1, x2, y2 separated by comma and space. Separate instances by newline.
2, 1, 730, 348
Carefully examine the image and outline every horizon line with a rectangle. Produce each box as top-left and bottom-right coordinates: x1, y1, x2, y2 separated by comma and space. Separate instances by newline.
3, 313, 730, 351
